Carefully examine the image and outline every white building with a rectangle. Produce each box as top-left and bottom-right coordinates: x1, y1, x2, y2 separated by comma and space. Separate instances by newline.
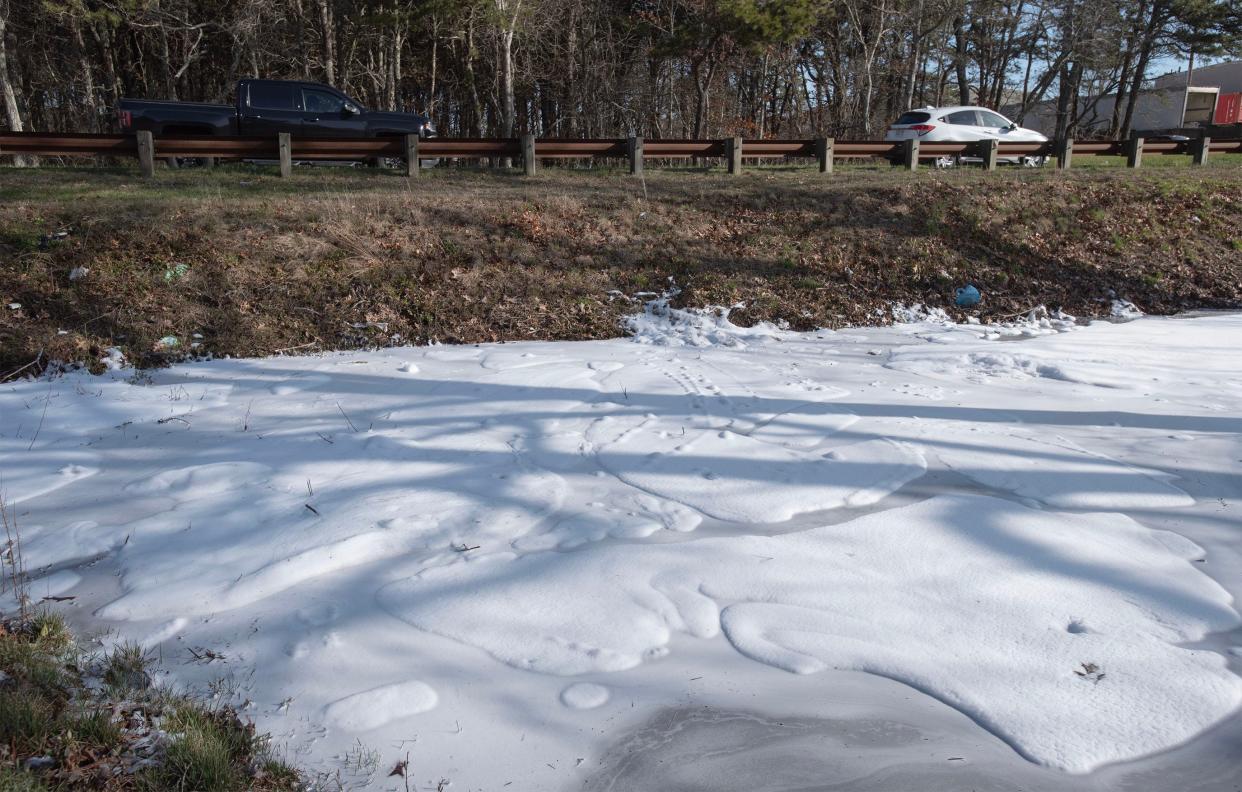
1010, 60, 1242, 137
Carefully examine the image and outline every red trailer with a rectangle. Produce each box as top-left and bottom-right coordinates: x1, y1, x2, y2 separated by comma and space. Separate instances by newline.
1214, 92, 1242, 125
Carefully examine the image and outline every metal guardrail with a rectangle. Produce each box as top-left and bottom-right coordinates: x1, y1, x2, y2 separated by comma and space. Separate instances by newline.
1, 131, 1238, 178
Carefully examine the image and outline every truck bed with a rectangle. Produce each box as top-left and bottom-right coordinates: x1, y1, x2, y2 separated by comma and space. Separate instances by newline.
119, 98, 232, 110
118, 98, 237, 136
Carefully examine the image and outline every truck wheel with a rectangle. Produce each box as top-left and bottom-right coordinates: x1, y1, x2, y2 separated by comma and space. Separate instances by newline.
166, 156, 210, 168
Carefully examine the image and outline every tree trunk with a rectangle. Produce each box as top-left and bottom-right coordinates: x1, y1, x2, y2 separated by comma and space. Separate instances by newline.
1111, 39, 1135, 135
1119, 46, 1152, 138
318, 0, 336, 84
293, 0, 311, 79
500, 27, 515, 136
953, 14, 970, 105
0, 8, 30, 166
1120, 0, 1165, 139
428, 14, 438, 118
69, 18, 98, 130
0, 12, 24, 132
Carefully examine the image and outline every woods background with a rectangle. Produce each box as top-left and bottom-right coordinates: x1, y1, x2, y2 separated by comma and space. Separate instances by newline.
0, 0, 1239, 143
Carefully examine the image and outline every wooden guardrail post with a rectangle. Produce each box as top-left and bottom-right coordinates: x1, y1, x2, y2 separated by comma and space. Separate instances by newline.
902, 138, 919, 171
523, 134, 537, 175
628, 136, 643, 176
1192, 136, 1210, 166
405, 134, 420, 177
277, 133, 292, 177
202, 156, 216, 169
814, 137, 834, 174
1126, 137, 1144, 168
136, 130, 155, 178
981, 138, 999, 171
1056, 137, 1073, 170
726, 136, 742, 175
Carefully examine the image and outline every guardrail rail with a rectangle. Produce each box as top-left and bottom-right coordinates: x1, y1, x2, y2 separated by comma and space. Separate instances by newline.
1, 131, 1238, 178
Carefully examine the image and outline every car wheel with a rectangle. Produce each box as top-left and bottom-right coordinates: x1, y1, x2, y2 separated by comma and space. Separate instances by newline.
934, 156, 956, 169
1021, 156, 1047, 168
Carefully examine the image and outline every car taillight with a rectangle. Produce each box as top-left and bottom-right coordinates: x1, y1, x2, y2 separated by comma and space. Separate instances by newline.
910, 124, 936, 135
117, 109, 132, 128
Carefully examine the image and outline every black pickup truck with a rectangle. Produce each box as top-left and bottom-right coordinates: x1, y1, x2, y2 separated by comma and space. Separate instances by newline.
117, 78, 434, 141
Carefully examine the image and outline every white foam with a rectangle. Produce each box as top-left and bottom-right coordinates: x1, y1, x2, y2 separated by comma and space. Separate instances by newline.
593, 417, 925, 523
323, 681, 438, 731
4, 312, 1241, 787
927, 430, 1194, 510
381, 494, 1241, 773
560, 682, 610, 710
624, 292, 788, 348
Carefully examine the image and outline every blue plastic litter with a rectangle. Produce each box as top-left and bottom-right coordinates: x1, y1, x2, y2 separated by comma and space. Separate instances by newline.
955, 285, 981, 307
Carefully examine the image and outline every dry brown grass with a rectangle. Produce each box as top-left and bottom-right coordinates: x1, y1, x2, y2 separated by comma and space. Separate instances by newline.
1, 161, 1240, 375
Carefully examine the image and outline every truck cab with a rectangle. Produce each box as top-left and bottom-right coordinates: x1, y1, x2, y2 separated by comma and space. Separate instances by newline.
240, 80, 431, 138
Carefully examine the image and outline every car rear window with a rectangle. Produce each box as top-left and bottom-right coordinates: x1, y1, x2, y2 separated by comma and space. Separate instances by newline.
895, 111, 931, 125
249, 83, 299, 110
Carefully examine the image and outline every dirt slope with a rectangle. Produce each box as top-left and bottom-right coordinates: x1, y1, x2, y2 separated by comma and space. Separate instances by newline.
2, 163, 1239, 374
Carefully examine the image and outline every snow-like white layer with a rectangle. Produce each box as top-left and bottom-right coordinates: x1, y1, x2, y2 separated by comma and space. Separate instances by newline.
2, 310, 1241, 787
323, 681, 438, 731
920, 429, 1195, 510
560, 682, 610, 710
592, 417, 925, 523
382, 493, 1239, 772
623, 292, 787, 347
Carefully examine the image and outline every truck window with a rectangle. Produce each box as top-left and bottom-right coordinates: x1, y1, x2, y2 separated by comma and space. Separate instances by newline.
249, 83, 299, 110
303, 89, 345, 114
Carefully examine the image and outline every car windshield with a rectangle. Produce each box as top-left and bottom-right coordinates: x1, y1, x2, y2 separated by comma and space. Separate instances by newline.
979, 111, 1012, 128
895, 111, 931, 125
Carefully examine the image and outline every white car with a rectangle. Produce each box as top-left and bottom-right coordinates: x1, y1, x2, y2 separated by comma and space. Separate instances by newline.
884, 106, 1049, 167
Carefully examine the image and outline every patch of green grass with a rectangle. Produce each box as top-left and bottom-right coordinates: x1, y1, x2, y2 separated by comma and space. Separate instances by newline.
0, 613, 302, 791
64, 707, 124, 752
0, 636, 70, 699
0, 687, 59, 755
27, 611, 72, 653
151, 713, 243, 791
144, 701, 297, 792
102, 640, 151, 692
0, 766, 51, 792
0, 229, 43, 252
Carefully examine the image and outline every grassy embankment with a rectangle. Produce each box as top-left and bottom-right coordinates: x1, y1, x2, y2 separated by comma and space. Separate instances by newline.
2, 157, 1240, 374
